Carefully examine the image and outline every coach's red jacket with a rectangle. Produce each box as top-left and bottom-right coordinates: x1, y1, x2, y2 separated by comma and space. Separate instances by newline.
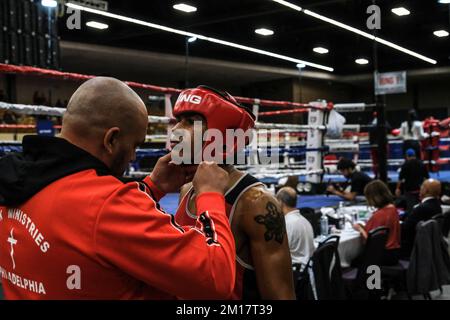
0, 136, 235, 300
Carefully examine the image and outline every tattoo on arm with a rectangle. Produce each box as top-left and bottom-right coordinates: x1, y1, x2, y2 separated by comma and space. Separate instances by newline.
254, 202, 286, 244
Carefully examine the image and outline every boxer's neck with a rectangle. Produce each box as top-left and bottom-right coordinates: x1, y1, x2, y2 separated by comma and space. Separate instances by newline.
222, 164, 239, 176
224, 165, 246, 190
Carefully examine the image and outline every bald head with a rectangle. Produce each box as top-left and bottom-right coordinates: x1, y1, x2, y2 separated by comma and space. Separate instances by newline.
276, 187, 298, 214
62, 77, 147, 138
61, 77, 149, 176
420, 179, 442, 199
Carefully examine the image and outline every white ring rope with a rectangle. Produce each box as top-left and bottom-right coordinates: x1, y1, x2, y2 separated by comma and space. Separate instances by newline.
0, 101, 170, 125
145, 135, 170, 141
127, 168, 324, 179
148, 116, 171, 124
0, 102, 365, 134
333, 103, 368, 112
0, 101, 66, 117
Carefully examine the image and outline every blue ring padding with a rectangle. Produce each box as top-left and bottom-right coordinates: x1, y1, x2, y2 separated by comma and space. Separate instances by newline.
2, 140, 450, 171
136, 149, 169, 157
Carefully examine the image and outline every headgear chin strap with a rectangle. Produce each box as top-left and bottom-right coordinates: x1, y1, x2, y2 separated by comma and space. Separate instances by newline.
173, 85, 256, 161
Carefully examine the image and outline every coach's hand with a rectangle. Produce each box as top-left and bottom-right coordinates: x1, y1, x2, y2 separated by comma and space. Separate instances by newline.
193, 161, 229, 195
150, 153, 197, 193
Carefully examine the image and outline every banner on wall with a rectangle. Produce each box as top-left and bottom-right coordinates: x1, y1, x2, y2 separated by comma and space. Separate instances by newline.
374, 71, 407, 95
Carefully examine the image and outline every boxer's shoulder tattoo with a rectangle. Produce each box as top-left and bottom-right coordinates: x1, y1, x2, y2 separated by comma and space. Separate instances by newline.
254, 201, 285, 244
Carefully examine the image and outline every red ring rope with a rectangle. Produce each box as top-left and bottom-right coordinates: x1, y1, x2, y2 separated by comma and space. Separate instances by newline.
258, 109, 310, 116
0, 63, 328, 110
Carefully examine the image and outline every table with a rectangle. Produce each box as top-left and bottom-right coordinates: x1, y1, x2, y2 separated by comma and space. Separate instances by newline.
315, 228, 363, 268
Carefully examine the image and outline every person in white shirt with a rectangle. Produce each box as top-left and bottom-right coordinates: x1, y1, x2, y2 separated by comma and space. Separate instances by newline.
399, 109, 427, 159
276, 187, 315, 267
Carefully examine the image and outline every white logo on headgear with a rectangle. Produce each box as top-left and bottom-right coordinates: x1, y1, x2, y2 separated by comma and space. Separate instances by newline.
177, 94, 202, 105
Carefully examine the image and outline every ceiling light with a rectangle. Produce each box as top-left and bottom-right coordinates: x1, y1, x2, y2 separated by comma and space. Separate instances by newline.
391, 7, 410, 16
41, 0, 57, 8
173, 3, 197, 13
65, 2, 334, 72
304, 9, 436, 64
272, 0, 437, 65
255, 28, 274, 36
438, 0, 450, 4
434, 30, 449, 37
272, 0, 302, 11
86, 21, 109, 30
296, 63, 306, 69
188, 36, 197, 43
355, 58, 369, 65
313, 47, 329, 54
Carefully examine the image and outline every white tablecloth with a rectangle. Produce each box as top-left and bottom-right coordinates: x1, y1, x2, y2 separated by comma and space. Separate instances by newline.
335, 229, 364, 268
315, 228, 364, 268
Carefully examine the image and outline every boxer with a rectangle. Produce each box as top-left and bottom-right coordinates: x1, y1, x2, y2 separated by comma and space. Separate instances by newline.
171, 86, 295, 300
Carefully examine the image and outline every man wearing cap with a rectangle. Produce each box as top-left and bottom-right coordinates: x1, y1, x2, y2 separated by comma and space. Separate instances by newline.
396, 148, 429, 214
171, 86, 295, 300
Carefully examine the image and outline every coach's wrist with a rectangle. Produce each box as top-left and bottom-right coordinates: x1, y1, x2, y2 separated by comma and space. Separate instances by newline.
196, 192, 226, 215
145, 175, 166, 201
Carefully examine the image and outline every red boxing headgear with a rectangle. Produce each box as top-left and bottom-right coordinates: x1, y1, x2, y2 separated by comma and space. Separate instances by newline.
173, 86, 256, 159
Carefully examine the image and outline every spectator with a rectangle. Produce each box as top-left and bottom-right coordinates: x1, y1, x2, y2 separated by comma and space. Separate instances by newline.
32, 91, 40, 105
401, 179, 442, 258
327, 158, 372, 201
399, 109, 426, 159
33, 91, 47, 105
2, 111, 17, 124
55, 99, 64, 109
369, 112, 392, 179
276, 187, 315, 269
396, 148, 429, 214
353, 180, 401, 266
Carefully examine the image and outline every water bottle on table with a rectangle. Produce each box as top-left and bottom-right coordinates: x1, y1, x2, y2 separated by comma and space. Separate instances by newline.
351, 208, 359, 223
320, 213, 329, 236
338, 202, 346, 230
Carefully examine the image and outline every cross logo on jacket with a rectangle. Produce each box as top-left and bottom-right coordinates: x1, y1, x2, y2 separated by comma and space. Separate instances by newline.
7, 228, 18, 270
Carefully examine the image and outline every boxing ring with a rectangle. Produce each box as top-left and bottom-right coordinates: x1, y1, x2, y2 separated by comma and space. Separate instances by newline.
1, 63, 450, 209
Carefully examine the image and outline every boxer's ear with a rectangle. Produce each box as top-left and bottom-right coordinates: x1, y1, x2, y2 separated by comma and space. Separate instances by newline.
103, 127, 121, 154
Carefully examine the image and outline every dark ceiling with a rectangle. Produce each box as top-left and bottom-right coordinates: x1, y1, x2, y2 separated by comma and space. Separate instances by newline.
58, 0, 450, 75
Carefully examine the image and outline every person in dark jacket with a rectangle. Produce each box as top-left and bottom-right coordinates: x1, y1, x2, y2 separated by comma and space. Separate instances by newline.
396, 148, 429, 214
401, 179, 442, 258
368, 112, 391, 179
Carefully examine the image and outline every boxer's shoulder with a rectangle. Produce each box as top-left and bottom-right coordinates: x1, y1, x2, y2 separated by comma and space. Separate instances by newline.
234, 185, 281, 226
238, 184, 272, 205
